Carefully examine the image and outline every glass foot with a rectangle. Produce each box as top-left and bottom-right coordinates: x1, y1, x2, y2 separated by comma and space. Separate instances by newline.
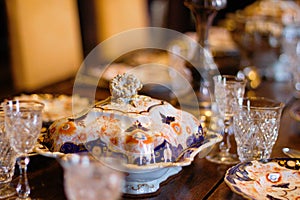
206, 152, 240, 165
0, 183, 16, 199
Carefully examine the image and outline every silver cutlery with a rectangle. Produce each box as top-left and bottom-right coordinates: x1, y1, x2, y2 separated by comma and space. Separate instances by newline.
282, 147, 300, 158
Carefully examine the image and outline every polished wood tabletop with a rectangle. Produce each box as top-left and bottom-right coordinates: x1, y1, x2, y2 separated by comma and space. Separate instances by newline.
7, 77, 300, 200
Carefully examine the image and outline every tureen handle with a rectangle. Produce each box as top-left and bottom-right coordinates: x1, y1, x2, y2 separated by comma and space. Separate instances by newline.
109, 73, 143, 103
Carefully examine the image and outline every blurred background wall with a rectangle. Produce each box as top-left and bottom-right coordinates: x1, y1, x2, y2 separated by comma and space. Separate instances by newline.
0, 0, 256, 99
5, 0, 83, 93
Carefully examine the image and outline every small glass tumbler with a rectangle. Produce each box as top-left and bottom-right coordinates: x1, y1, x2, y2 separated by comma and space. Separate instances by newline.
233, 97, 284, 162
58, 153, 124, 200
0, 108, 17, 198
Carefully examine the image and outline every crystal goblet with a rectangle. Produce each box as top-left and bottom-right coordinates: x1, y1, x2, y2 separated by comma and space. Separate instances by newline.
0, 108, 17, 199
233, 97, 284, 162
206, 75, 246, 164
3, 100, 44, 200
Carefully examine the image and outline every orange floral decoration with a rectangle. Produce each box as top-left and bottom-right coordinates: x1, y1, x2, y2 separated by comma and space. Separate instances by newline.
110, 137, 119, 146
125, 130, 153, 146
58, 121, 77, 136
171, 122, 182, 135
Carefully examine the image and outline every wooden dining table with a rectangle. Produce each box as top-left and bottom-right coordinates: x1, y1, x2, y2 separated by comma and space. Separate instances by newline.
6, 74, 300, 200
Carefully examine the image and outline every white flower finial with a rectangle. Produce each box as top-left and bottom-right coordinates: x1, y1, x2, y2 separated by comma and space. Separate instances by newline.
109, 73, 142, 103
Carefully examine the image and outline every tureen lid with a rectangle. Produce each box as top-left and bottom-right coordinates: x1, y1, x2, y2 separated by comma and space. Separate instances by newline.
45, 73, 210, 168
96, 73, 165, 113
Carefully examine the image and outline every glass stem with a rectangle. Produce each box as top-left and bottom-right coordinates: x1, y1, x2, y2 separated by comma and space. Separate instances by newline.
219, 117, 232, 156
192, 9, 217, 49
16, 156, 30, 199
189, 8, 219, 101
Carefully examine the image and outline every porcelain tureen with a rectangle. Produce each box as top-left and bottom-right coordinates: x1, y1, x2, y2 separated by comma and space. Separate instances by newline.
41, 73, 221, 195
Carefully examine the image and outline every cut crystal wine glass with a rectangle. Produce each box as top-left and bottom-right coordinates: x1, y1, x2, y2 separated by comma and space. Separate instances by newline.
3, 100, 44, 200
0, 108, 17, 199
206, 75, 246, 164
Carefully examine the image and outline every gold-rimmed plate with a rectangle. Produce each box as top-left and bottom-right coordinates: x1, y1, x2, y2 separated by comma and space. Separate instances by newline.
14, 94, 90, 124
225, 158, 300, 200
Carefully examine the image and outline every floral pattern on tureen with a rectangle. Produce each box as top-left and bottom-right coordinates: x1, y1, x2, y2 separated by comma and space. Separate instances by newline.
46, 73, 205, 166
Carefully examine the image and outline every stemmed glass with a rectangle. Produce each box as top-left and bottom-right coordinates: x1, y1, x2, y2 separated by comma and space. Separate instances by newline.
183, 0, 227, 104
184, 0, 227, 50
3, 100, 44, 199
0, 108, 17, 199
206, 75, 246, 165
